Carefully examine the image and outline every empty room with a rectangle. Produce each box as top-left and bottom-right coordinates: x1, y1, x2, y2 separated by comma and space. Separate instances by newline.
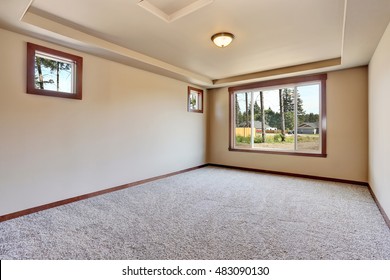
1, 0, 390, 264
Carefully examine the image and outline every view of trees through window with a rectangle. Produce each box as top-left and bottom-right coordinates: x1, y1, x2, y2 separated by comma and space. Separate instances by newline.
233, 82, 322, 154
27, 42, 83, 100
34, 52, 73, 93
187, 86, 203, 113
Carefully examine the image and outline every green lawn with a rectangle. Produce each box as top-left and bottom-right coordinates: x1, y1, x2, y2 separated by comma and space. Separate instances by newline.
236, 134, 320, 151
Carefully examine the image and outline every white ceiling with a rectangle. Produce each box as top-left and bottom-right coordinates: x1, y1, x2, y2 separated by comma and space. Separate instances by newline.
0, 0, 389, 88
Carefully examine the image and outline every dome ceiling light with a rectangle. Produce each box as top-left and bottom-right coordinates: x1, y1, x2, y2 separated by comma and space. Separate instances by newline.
211, 32, 235, 48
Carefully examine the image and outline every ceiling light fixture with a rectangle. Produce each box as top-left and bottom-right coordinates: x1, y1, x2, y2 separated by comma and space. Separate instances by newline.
211, 32, 235, 48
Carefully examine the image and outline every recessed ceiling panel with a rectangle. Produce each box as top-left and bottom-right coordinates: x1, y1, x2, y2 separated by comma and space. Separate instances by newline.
145, 0, 208, 15
138, 0, 214, 22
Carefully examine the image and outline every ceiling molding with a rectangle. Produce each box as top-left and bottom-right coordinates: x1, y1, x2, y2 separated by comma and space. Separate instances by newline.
11, 0, 388, 89
19, 0, 34, 21
212, 58, 342, 85
340, 0, 348, 63
138, 0, 214, 23
18, 3, 343, 89
137, 0, 170, 22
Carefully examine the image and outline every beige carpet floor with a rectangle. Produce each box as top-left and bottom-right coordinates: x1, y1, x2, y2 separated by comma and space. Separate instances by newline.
1, 166, 390, 259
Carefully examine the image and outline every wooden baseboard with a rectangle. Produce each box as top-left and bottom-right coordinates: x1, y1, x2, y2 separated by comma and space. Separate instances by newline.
367, 184, 390, 230
0, 164, 208, 223
208, 163, 368, 186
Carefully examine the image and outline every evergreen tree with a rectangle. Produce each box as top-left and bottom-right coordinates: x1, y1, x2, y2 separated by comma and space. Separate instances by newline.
265, 107, 278, 128
280, 88, 306, 129
35, 56, 71, 91
235, 97, 243, 127
260, 91, 265, 143
303, 113, 319, 123
279, 89, 286, 141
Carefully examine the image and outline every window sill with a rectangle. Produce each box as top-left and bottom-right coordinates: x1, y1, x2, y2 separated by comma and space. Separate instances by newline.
228, 147, 327, 158
27, 88, 82, 100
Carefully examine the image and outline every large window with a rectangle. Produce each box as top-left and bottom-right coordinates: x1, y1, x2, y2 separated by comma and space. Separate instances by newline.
27, 42, 83, 100
229, 74, 327, 157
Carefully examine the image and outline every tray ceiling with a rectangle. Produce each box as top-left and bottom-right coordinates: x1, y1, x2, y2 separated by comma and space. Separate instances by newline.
0, 0, 389, 87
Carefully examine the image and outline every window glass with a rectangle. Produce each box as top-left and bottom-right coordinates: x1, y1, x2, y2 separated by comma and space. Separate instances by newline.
188, 87, 203, 113
297, 84, 321, 152
229, 74, 326, 157
34, 52, 74, 93
234, 92, 252, 149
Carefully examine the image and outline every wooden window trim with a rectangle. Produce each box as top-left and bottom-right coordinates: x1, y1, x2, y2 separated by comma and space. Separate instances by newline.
187, 86, 204, 113
228, 73, 327, 157
27, 42, 83, 100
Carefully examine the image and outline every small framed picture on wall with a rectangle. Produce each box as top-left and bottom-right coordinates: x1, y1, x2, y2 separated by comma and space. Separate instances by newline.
187, 86, 203, 113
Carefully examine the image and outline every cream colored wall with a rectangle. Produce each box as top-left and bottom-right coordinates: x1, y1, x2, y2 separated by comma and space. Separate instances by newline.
369, 21, 390, 218
207, 67, 368, 182
0, 28, 207, 216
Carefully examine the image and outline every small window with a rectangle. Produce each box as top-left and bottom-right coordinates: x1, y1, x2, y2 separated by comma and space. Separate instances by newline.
229, 74, 327, 157
188, 86, 203, 113
27, 42, 83, 100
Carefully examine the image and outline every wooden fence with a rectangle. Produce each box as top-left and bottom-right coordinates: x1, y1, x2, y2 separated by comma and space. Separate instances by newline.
235, 128, 279, 137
